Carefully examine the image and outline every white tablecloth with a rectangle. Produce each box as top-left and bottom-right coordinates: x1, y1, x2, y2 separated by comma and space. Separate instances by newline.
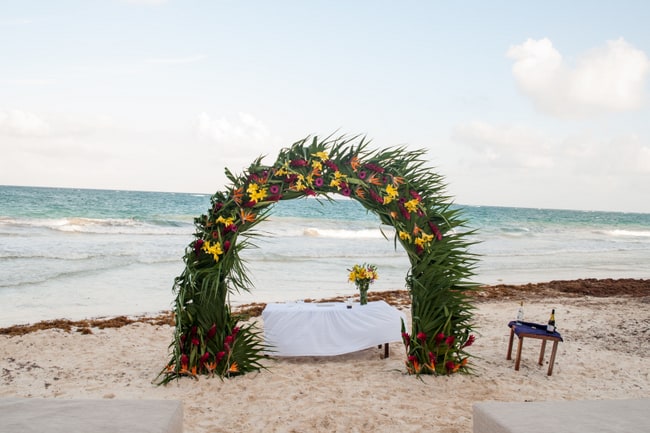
262, 300, 407, 356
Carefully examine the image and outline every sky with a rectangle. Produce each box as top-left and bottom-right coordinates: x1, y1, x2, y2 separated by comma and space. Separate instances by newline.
1, 0, 649, 213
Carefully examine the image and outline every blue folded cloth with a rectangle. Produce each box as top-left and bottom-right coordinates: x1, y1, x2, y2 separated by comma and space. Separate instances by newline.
508, 321, 563, 341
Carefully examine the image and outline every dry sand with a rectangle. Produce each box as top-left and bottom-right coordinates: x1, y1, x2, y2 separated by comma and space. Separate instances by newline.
1, 279, 649, 432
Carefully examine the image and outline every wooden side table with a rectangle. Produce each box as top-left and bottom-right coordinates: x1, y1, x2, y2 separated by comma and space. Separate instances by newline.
506, 321, 563, 376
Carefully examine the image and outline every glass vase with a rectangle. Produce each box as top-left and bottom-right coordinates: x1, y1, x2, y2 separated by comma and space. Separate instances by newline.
358, 282, 369, 305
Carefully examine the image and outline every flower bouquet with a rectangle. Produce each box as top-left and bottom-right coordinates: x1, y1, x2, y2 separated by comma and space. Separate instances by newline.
348, 263, 378, 305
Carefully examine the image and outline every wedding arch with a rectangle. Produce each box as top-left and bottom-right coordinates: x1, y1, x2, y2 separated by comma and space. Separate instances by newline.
158, 135, 477, 384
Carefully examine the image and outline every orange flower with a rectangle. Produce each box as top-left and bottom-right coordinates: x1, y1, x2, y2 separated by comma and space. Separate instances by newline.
354, 187, 366, 199
412, 224, 422, 236
350, 155, 361, 171
239, 209, 256, 224
392, 176, 405, 186
228, 362, 239, 373
232, 187, 244, 204
367, 173, 383, 186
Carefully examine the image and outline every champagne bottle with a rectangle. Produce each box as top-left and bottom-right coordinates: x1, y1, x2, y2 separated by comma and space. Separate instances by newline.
516, 301, 524, 323
547, 309, 556, 333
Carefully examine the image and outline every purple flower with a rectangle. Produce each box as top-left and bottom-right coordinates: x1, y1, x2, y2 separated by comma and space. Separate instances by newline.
341, 187, 351, 197
314, 177, 324, 187
269, 184, 281, 194
358, 170, 367, 180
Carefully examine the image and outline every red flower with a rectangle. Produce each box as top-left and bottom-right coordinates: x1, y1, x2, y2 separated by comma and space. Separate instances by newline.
417, 331, 427, 342
435, 333, 445, 344
290, 159, 308, 167
445, 361, 456, 372
232, 327, 240, 337
207, 323, 217, 339
445, 335, 455, 346
364, 163, 385, 173
428, 222, 443, 241
194, 239, 204, 255
192, 337, 200, 346
369, 189, 384, 205
223, 240, 231, 253
224, 335, 234, 346
402, 332, 411, 348
199, 352, 210, 364
428, 351, 435, 363
305, 188, 316, 196
409, 190, 422, 201
408, 355, 417, 363
180, 354, 189, 367
324, 160, 339, 171
216, 352, 225, 363
463, 334, 475, 348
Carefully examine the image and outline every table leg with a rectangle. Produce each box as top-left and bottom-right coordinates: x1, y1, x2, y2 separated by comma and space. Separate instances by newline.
514, 336, 523, 371
506, 328, 514, 360
538, 339, 547, 366
547, 341, 559, 376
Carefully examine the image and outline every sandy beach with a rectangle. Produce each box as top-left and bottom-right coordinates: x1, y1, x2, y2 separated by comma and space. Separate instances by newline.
1, 279, 649, 432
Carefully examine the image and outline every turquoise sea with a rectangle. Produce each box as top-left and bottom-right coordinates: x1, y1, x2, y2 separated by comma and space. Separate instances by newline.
1, 185, 649, 326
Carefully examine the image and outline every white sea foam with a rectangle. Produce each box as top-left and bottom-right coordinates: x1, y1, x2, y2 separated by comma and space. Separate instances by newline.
604, 229, 650, 238
302, 227, 389, 239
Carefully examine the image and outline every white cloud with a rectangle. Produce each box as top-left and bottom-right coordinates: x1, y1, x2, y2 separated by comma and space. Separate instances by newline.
197, 112, 286, 170
145, 54, 208, 64
197, 112, 277, 159
0, 109, 114, 138
507, 38, 650, 117
452, 120, 554, 168
121, 0, 168, 5
453, 120, 650, 176
0, 109, 51, 136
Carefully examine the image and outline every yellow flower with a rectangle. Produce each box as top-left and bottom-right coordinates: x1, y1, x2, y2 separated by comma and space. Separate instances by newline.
202, 240, 223, 262
399, 231, 412, 242
246, 183, 268, 202
330, 178, 341, 188
216, 216, 235, 226
311, 160, 323, 173
414, 233, 434, 248
250, 187, 267, 202
405, 198, 420, 213
385, 184, 398, 199
311, 151, 329, 160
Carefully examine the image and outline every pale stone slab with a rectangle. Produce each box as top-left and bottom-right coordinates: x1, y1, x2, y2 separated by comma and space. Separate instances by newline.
473, 399, 649, 433
0, 398, 183, 433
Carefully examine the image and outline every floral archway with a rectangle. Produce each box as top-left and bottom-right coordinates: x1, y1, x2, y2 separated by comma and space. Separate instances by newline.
158, 135, 477, 384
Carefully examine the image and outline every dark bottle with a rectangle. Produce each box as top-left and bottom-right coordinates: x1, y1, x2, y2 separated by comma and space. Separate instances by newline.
546, 309, 556, 333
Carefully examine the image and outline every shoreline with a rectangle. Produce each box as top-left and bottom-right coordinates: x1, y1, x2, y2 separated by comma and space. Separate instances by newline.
1, 278, 648, 432
2, 278, 648, 336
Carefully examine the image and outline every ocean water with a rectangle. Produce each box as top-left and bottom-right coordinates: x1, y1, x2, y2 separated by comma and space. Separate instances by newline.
1, 185, 649, 326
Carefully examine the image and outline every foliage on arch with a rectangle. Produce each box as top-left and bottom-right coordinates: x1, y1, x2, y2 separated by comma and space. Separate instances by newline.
157, 135, 478, 384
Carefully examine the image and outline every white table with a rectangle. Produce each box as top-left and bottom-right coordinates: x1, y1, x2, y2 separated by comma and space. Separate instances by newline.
262, 300, 407, 357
